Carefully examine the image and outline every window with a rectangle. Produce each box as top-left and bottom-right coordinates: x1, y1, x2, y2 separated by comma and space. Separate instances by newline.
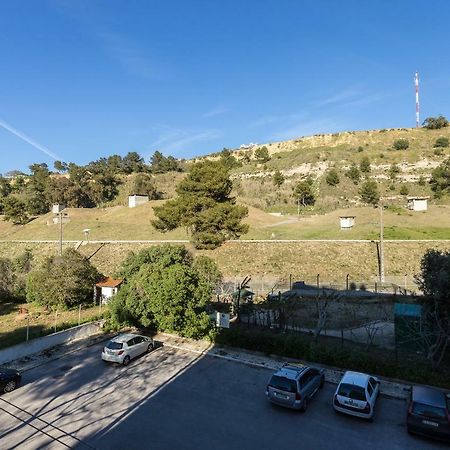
337, 383, 367, 401
106, 341, 123, 350
367, 382, 373, 397
269, 376, 297, 393
300, 372, 312, 387
412, 402, 447, 420
127, 338, 137, 347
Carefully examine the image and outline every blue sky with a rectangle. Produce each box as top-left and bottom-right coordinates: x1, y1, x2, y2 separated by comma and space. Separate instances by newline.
1, 0, 450, 174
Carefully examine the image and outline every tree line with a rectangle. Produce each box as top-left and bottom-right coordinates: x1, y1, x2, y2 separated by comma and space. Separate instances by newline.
0, 151, 184, 224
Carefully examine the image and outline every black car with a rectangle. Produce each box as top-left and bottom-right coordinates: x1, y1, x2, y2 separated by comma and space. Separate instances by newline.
0, 367, 21, 394
407, 385, 450, 442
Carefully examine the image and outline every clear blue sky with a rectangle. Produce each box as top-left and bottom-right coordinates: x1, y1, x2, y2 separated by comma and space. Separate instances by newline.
1, 0, 449, 174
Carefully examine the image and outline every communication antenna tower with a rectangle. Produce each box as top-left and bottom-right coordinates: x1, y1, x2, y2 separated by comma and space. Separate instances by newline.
415, 71, 420, 128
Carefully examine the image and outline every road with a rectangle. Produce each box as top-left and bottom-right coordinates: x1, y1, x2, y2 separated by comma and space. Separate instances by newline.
0, 342, 447, 450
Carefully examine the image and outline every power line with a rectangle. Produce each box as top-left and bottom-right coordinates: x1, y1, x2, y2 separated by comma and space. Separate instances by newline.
0, 397, 97, 449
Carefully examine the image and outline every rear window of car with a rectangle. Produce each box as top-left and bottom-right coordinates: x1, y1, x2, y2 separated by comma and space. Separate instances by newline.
269, 375, 297, 393
412, 402, 447, 420
106, 341, 123, 350
338, 383, 367, 401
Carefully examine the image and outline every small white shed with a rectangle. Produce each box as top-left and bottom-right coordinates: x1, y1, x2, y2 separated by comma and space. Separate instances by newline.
407, 197, 428, 211
95, 277, 123, 304
339, 216, 355, 230
128, 194, 149, 208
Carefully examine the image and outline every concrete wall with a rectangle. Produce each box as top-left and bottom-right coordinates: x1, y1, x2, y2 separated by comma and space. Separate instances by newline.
0, 321, 104, 365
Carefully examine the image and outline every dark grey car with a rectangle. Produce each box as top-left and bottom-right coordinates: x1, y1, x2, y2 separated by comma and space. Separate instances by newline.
407, 385, 450, 442
266, 364, 325, 411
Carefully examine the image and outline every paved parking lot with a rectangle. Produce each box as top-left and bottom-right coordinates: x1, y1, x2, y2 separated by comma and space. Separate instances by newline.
0, 341, 447, 450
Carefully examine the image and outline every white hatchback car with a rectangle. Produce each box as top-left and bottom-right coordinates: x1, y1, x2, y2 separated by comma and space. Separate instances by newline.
333, 371, 380, 420
101, 333, 154, 366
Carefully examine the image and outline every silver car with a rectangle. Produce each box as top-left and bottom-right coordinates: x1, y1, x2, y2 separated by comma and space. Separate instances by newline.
101, 333, 154, 366
266, 364, 325, 411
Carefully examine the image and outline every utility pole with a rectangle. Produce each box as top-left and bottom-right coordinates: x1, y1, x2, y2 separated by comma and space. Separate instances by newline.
379, 202, 385, 283
59, 211, 63, 256
415, 71, 420, 128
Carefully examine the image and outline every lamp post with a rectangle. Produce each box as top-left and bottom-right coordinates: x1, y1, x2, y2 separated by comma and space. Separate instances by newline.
379, 201, 385, 283
52, 204, 66, 256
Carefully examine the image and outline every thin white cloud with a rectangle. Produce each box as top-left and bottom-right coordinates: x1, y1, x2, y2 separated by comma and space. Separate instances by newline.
99, 32, 160, 78
250, 113, 305, 128
148, 126, 222, 157
202, 106, 230, 118
271, 118, 342, 141
315, 88, 361, 107
0, 118, 61, 160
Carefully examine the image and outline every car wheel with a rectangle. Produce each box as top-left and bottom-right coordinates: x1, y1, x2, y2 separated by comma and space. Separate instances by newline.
147, 342, 154, 353
319, 376, 325, 389
4, 380, 17, 393
122, 356, 131, 366
301, 398, 308, 412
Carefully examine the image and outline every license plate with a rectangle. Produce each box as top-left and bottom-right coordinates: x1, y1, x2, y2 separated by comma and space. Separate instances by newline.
275, 392, 288, 399
422, 420, 439, 427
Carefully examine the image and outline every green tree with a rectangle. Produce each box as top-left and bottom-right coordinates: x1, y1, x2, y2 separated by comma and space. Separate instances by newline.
220, 149, 241, 170
123, 152, 147, 174
360, 156, 371, 173
0, 258, 15, 300
109, 245, 216, 338
399, 184, 409, 196
393, 139, 410, 150
130, 173, 159, 199
359, 179, 379, 205
152, 160, 248, 249
150, 151, 181, 173
325, 168, 340, 186
292, 178, 315, 207
434, 137, 449, 148
273, 170, 285, 188
429, 158, 450, 197
418, 175, 426, 186
54, 161, 68, 172
346, 162, 360, 184
3, 197, 29, 225
27, 163, 50, 214
423, 115, 449, 130
389, 163, 401, 181
26, 248, 102, 309
415, 249, 450, 368
254, 146, 270, 163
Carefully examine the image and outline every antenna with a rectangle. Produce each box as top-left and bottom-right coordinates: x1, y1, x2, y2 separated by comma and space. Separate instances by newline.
415, 71, 420, 128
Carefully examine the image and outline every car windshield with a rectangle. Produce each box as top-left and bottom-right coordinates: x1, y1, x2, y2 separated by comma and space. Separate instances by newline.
412, 402, 447, 420
338, 383, 367, 401
269, 375, 297, 393
106, 341, 123, 350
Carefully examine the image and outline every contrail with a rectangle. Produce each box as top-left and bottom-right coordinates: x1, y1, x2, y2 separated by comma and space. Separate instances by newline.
0, 118, 61, 160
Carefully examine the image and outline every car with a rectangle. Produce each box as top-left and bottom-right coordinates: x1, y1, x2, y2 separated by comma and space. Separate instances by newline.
101, 333, 154, 366
266, 363, 325, 411
333, 371, 380, 420
406, 385, 450, 442
0, 367, 21, 394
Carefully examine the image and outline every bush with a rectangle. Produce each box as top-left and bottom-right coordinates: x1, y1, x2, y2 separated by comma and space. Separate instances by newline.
325, 168, 340, 186
399, 184, 409, 196
417, 175, 426, 186
433, 147, 444, 156
423, 115, 449, 130
393, 139, 409, 150
359, 180, 380, 205
434, 137, 449, 148
359, 156, 371, 173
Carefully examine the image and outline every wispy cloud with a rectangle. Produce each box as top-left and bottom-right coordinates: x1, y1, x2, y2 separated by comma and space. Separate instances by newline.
271, 117, 342, 141
99, 32, 160, 78
0, 118, 61, 160
315, 88, 361, 107
148, 125, 222, 157
250, 113, 306, 128
202, 105, 230, 118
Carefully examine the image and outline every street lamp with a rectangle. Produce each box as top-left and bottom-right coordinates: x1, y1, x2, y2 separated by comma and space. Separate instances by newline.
52, 204, 66, 256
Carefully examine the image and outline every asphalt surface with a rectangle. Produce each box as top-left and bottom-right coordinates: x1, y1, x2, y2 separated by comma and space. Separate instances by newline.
0, 342, 447, 450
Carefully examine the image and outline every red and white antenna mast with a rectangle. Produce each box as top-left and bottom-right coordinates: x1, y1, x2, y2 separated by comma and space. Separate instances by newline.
415, 71, 420, 128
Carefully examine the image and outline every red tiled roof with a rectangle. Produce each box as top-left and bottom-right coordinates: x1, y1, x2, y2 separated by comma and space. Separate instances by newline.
95, 277, 123, 288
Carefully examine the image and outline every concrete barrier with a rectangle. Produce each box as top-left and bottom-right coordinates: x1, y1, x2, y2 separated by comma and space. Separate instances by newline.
0, 321, 104, 365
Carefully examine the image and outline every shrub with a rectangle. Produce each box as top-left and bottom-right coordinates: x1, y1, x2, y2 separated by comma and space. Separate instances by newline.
423, 115, 449, 130
346, 163, 360, 184
359, 156, 371, 173
399, 184, 409, 196
434, 147, 444, 156
325, 168, 340, 186
434, 137, 449, 148
417, 175, 426, 186
359, 180, 380, 205
393, 139, 409, 150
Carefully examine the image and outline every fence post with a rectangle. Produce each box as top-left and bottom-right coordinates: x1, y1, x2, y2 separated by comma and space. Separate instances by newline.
289, 273, 292, 290
78, 304, 82, 326
316, 274, 320, 289
374, 281, 377, 293
346, 274, 350, 291
54, 310, 58, 333
26, 316, 29, 342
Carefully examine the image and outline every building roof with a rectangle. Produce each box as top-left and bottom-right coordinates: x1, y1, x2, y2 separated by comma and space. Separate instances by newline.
95, 276, 123, 288
407, 196, 430, 200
